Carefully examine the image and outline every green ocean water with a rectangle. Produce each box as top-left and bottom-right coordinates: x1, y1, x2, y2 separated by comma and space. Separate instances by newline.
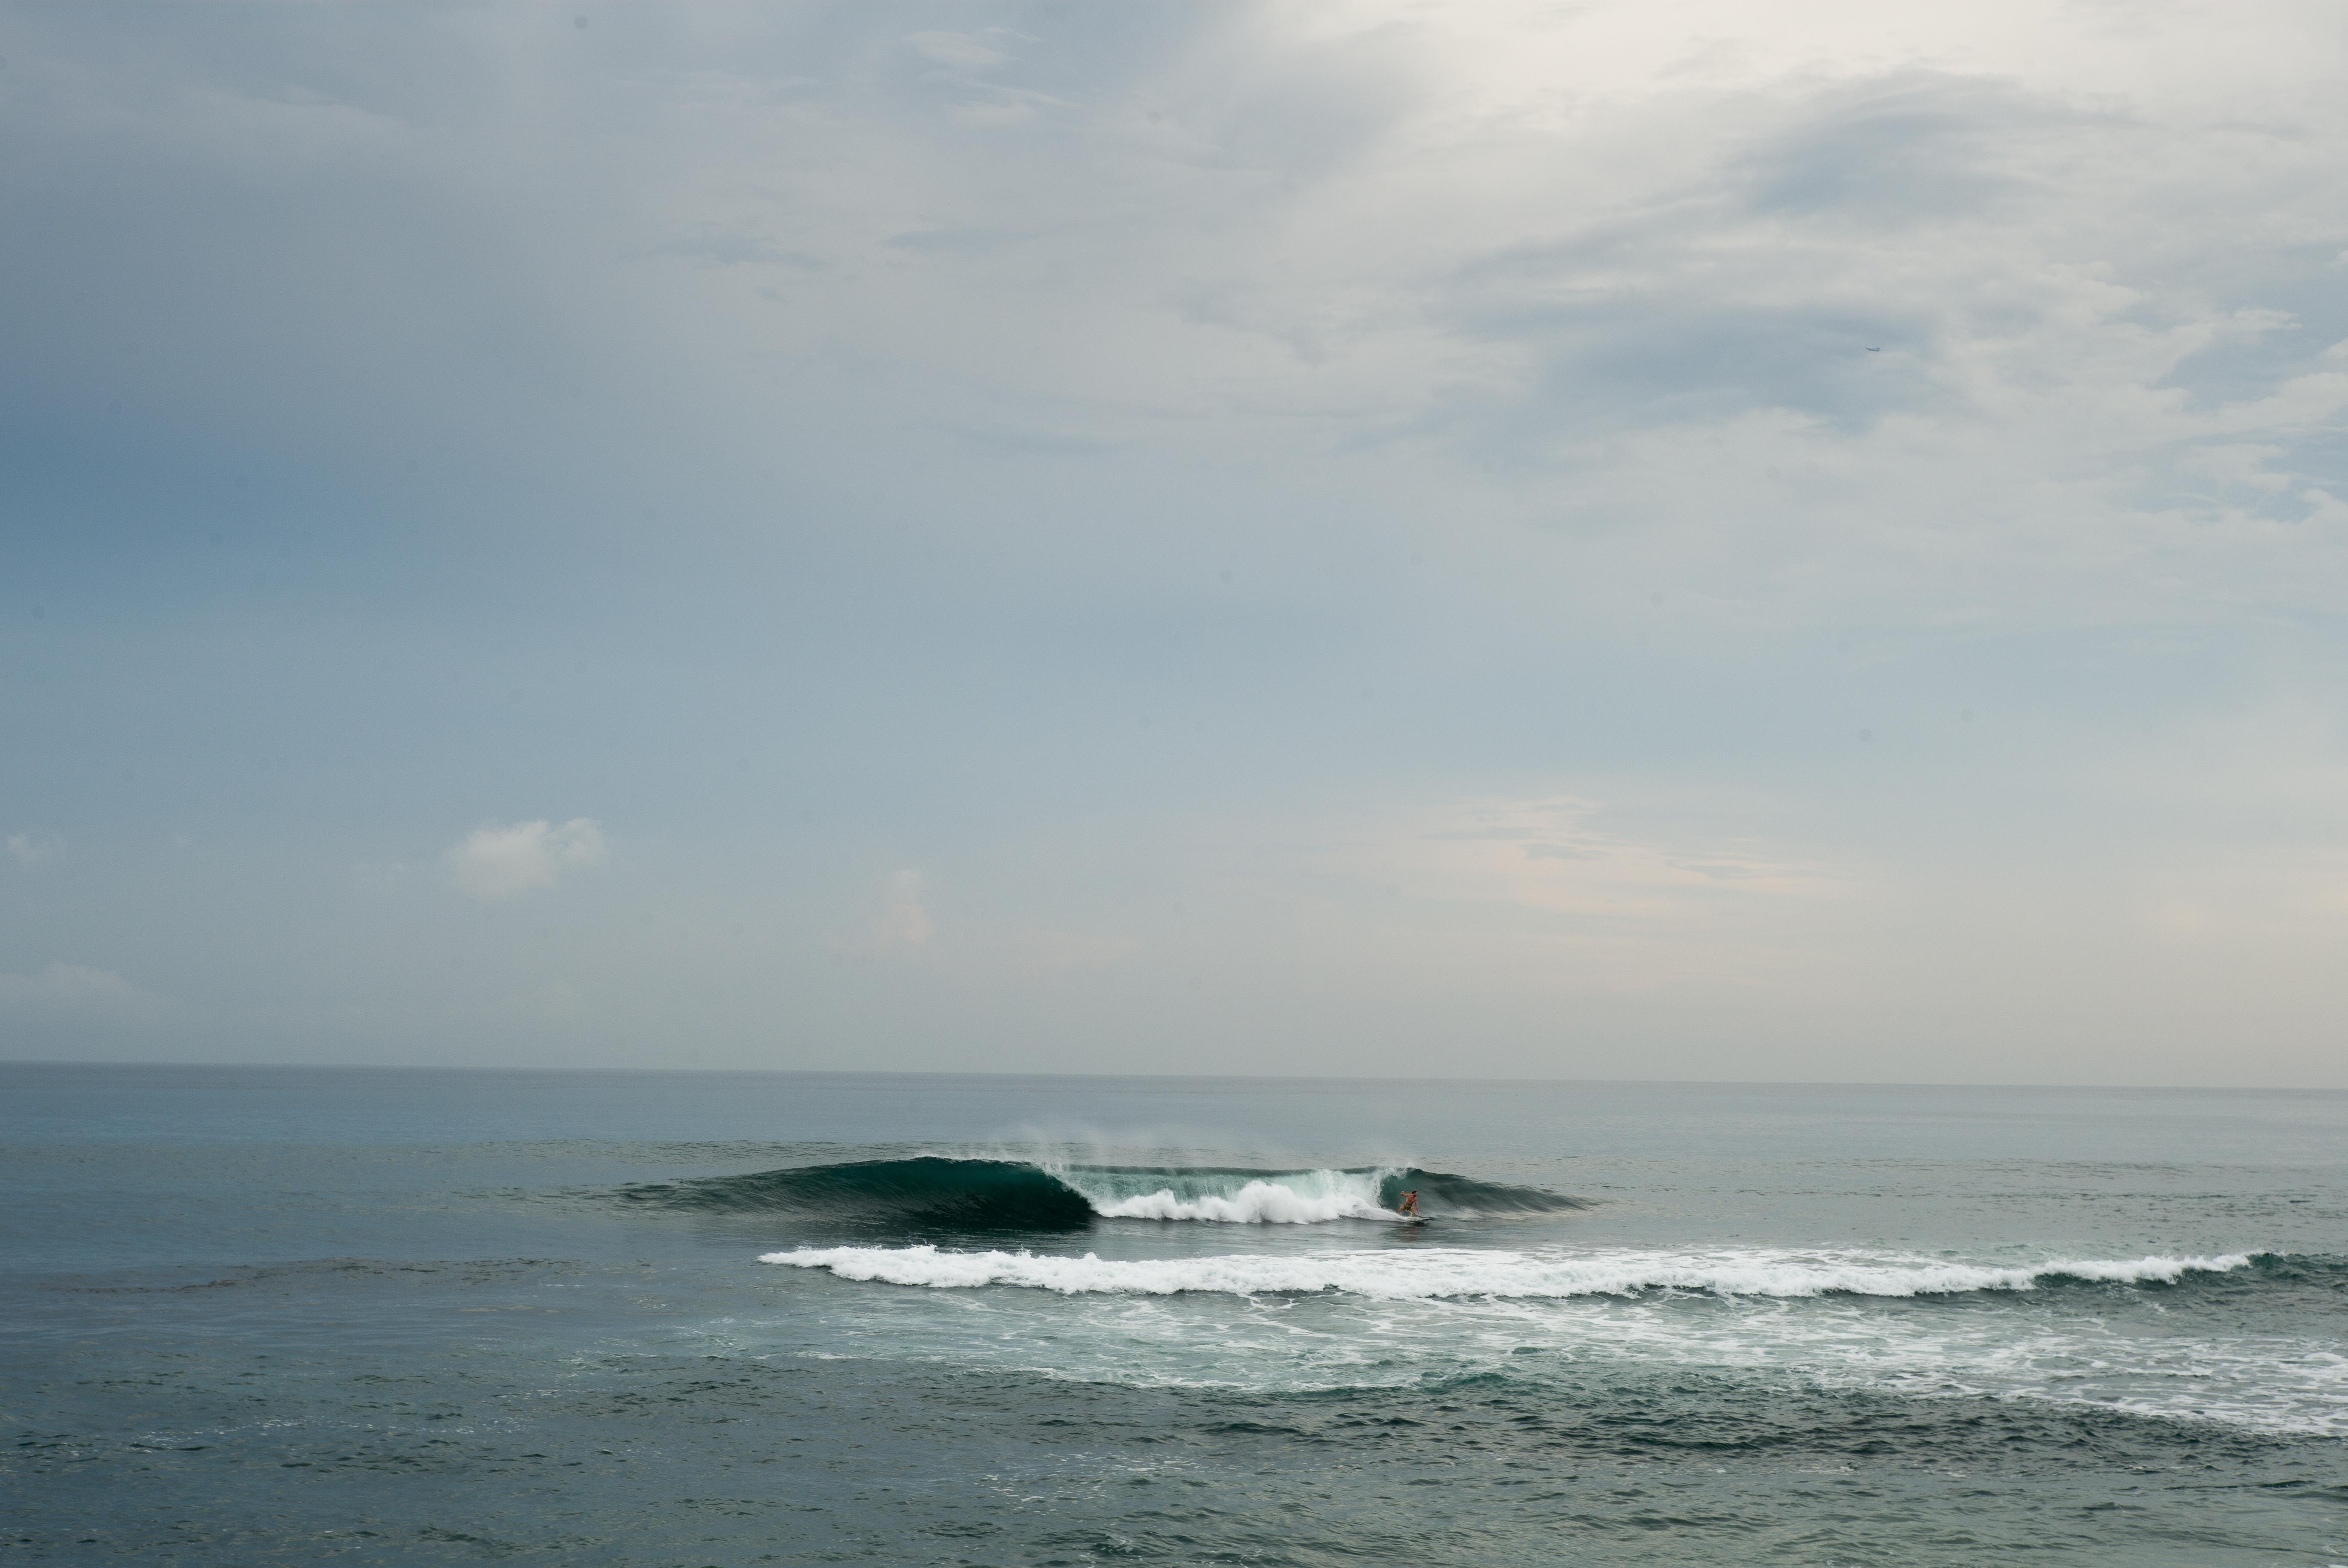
3, 1065, 2344, 1565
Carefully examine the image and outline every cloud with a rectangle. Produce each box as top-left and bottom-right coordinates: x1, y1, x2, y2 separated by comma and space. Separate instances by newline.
875, 869, 935, 949
1381, 795, 1846, 916
907, 30, 1007, 71
0, 961, 172, 1022
1267, 793, 1860, 999
5, 833, 64, 867
448, 818, 606, 900
11, 0, 2345, 638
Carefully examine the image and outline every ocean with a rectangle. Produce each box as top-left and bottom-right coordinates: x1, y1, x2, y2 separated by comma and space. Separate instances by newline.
3, 1065, 2342, 1565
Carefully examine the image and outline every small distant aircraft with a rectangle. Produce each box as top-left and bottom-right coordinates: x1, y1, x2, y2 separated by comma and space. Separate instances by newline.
1866, 346, 1881, 352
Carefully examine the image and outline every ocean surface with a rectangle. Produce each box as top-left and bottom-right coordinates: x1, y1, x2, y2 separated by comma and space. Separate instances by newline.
3, 1066, 2343, 1566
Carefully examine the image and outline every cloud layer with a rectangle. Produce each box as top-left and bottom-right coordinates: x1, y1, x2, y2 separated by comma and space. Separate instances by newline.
3, 2, 2346, 1082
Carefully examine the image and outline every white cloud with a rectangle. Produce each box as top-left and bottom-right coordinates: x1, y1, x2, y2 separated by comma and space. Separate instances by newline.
448, 818, 606, 900
875, 868, 935, 949
6, 833, 64, 867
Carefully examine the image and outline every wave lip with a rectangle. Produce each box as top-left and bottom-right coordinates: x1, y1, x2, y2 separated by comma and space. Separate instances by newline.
760, 1244, 2260, 1299
620, 1157, 1582, 1231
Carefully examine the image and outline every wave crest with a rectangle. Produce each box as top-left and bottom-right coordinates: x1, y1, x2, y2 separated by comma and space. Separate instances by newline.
1079, 1175, 1392, 1224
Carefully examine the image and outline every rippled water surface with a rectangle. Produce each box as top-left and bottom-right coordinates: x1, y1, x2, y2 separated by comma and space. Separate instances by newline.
3, 1065, 2344, 1565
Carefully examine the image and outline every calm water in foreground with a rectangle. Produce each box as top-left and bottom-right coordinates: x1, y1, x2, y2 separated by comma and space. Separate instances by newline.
3, 1065, 2344, 1565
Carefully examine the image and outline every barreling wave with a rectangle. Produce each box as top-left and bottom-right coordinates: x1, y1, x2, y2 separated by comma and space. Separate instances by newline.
762, 1243, 2279, 1299
618, 1157, 1582, 1230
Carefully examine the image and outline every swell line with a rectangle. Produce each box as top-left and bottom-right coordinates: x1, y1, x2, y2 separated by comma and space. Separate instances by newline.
620, 1157, 1583, 1228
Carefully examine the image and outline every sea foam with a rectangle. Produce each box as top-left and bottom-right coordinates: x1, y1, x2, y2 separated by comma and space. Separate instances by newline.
1062, 1169, 1396, 1224
759, 1243, 2256, 1299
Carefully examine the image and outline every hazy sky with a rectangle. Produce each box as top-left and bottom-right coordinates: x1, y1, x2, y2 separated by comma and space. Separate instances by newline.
5, 1, 2347, 1084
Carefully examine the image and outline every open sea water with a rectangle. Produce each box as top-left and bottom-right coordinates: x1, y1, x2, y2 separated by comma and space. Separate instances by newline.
3, 1065, 2344, 1565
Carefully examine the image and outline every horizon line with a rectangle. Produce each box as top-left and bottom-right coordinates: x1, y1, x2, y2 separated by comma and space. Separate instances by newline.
2, 1059, 2340, 1095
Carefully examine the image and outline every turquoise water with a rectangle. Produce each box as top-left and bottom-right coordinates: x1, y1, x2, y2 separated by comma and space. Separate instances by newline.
3, 1065, 2344, 1564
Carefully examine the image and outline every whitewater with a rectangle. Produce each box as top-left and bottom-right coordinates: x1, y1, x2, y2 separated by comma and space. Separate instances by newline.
762, 1242, 2258, 1298
1050, 1164, 1400, 1222
749, 1243, 2345, 1438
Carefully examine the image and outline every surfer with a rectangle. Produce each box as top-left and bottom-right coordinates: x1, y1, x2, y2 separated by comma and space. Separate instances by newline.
1396, 1189, 1419, 1220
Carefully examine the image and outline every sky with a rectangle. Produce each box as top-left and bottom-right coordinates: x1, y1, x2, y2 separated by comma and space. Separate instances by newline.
4, 0, 2347, 1085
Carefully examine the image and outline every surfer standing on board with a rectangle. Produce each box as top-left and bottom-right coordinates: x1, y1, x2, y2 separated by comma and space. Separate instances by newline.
1396, 1189, 1419, 1220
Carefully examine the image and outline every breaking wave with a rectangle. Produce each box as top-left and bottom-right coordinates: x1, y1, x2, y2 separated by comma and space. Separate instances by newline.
761, 1243, 2270, 1299
620, 1157, 1582, 1230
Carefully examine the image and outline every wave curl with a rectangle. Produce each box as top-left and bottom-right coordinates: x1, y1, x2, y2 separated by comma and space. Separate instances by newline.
617, 1157, 1581, 1230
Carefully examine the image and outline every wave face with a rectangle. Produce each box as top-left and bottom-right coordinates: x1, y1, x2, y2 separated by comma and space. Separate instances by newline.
622, 1157, 1095, 1229
620, 1157, 1580, 1230
761, 1243, 2266, 1299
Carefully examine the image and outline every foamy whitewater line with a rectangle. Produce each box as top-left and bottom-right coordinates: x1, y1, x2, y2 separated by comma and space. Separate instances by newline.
1051, 1168, 1397, 1225
759, 1244, 2254, 1299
